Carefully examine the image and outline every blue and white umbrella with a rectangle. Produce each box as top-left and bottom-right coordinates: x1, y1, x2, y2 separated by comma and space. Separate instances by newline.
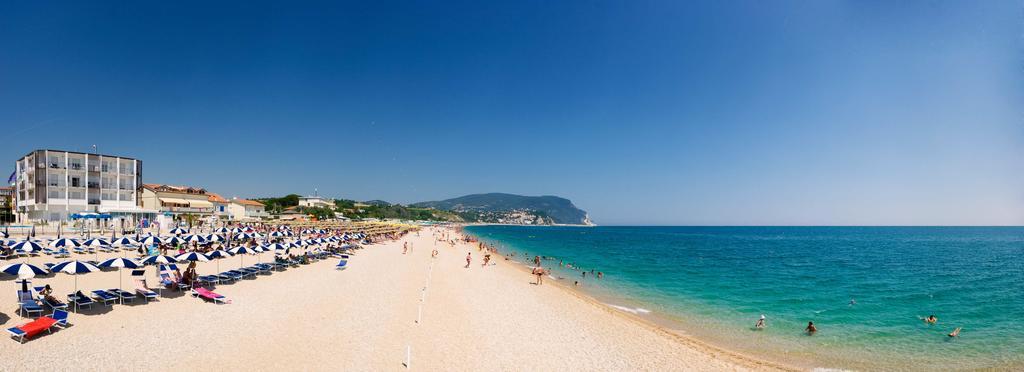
263, 243, 289, 251
142, 254, 178, 266
206, 249, 232, 273
99, 257, 142, 297
269, 231, 285, 238
214, 227, 230, 234
51, 260, 101, 274
11, 240, 44, 252
233, 233, 254, 240
165, 236, 187, 245
176, 251, 210, 263
49, 237, 80, 248
51, 260, 101, 310
140, 235, 163, 246
229, 246, 257, 267
0, 263, 48, 278
182, 234, 207, 244
205, 234, 225, 243
81, 238, 111, 247
111, 237, 138, 247
168, 227, 188, 235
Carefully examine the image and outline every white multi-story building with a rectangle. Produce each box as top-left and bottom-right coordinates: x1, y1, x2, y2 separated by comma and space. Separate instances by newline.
15, 149, 145, 222
298, 195, 335, 210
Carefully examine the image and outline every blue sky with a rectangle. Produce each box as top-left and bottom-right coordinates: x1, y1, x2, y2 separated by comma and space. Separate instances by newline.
2, 1, 1022, 225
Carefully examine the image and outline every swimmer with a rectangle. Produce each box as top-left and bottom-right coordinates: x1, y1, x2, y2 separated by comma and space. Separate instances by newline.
755, 314, 766, 329
924, 315, 938, 324
849, 298, 856, 306
948, 327, 961, 338
805, 321, 817, 334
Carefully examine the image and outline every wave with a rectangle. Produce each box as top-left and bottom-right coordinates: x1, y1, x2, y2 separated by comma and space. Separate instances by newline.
607, 303, 652, 315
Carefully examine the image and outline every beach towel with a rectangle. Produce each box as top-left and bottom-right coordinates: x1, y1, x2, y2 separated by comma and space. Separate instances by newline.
15, 317, 57, 340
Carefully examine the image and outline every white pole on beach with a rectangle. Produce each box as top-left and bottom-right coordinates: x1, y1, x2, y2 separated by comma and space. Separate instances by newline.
404, 345, 411, 369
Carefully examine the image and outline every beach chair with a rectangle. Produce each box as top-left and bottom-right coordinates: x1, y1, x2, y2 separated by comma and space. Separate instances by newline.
67, 291, 95, 312
196, 275, 219, 286
133, 277, 159, 302
191, 287, 228, 304
108, 289, 136, 304
17, 291, 44, 318
237, 267, 259, 277
335, 260, 348, 270
222, 271, 245, 281
90, 290, 118, 306
6, 316, 58, 343
32, 287, 69, 313
51, 309, 70, 328
55, 249, 70, 258
252, 264, 272, 274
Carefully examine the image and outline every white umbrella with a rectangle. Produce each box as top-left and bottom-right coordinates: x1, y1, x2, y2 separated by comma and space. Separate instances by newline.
98, 258, 142, 302
50, 260, 101, 311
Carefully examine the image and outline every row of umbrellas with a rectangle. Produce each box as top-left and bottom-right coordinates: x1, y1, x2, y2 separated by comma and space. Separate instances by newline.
3, 234, 357, 251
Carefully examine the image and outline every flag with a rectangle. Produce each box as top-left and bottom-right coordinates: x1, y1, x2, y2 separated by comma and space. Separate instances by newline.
6, 171, 14, 185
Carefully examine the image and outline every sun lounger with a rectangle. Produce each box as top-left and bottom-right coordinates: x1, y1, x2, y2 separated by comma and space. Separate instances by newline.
196, 275, 219, 286
6, 316, 58, 343
17, 290, 44, 318
252, 264, 272, 274
237, 267, 259, 277
191, 287, 228, 304
335, 260, 348, 270
67, 292, 94, 311
50, 309, 70, 328
223, 270, 247, 280
90, 290, 118, 306
108, 289, 136, 304
133, 278, 159, 302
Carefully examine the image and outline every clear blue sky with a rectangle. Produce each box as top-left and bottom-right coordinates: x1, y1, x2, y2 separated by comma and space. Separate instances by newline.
2, 1, 1022, 225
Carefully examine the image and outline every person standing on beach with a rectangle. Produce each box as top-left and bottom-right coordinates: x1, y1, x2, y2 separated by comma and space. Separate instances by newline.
534, 255, 541, 266
403, 242, 408, 254
533, 266, 545, 285
465, 252, 472, 268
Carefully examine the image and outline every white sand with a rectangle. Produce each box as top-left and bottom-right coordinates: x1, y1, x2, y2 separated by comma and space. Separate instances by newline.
0, 228, 789, 371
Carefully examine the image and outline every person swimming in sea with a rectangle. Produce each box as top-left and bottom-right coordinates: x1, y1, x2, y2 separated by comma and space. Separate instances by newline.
805, 321, 817, 335
755, 314, 766, 329
924, 315, 938, 324
948, 327, 961, 338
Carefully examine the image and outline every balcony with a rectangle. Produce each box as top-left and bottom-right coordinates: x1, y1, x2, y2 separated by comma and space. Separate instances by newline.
161, 206, 214, 214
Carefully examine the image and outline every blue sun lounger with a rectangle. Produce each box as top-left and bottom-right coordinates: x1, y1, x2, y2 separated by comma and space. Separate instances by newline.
108, 289, 136, 304
335, 260, 348, 270
90, 290, 118, 306
17, 291, 44, 318
67, 292, 94, 311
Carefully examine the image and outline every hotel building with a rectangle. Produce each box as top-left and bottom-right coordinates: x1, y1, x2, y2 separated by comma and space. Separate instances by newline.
14, 149, 146, 222
298, 195, 335, 210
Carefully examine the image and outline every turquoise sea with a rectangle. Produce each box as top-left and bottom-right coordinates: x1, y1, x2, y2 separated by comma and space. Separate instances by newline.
464, 226, 1024, 371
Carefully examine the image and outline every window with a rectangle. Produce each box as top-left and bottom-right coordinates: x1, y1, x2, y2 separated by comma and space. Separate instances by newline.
70, 177, 81, 188
102, 192, 115, 200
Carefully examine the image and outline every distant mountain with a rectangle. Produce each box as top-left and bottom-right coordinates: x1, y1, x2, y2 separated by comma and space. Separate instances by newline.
411, 193, 592, 225
362, 200, 393, 207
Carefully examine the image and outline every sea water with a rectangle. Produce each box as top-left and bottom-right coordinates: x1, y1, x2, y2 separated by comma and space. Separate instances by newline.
464, 226, 1024, 370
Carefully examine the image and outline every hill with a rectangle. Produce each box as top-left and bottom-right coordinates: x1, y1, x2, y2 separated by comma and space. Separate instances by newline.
412, 193, 591, 225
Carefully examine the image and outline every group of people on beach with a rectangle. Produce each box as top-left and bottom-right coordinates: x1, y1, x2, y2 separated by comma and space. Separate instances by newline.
752, 312, 962, 338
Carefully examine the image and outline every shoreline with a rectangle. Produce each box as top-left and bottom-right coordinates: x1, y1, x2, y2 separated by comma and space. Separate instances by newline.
494, 253, 797, 371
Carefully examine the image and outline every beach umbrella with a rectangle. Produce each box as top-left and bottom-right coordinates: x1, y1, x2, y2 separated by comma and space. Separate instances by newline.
11, 240, 44, 253
207, 250, 232, 274
139, 235, 163, 246
98, 258, 141, 301
49, 237, 80, 249
168, 227, 188, 235
111, 237, 138, 247
142, 254, 178, 266
165, 236, 187, 246
0, 231, 7, 239
263, 243, 288, 251
182, 234, 207, 244
1, 262, 49, 278
175, 251, 210, 263
214, 227, 230, 234
50, 260, 101, 311
269, 231, 285, 238
233, 233, 254, 240
229, 246, 256, 267
175, 252, 210, 287
205, 234, 225, 243
81, 238, 110, 247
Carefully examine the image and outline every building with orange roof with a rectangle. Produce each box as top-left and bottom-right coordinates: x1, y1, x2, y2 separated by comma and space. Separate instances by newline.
228, 197, 268, 221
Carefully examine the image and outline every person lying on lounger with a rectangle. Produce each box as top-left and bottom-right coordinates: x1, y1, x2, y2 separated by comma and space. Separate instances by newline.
40, 285, 65, 306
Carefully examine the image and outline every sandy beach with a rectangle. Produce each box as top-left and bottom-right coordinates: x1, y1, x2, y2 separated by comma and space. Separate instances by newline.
0, 228, 788, 371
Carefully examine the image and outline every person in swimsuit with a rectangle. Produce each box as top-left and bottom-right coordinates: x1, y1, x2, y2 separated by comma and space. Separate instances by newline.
805, 321, 817, 334
948, 327, 961, 338
925, 315, 938, 324
465, 252, 471, 268
755, 314, 766, 329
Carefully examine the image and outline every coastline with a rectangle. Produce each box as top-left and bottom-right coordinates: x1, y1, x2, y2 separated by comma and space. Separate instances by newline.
1, 228, 787, 371
492, 250, 796, 371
